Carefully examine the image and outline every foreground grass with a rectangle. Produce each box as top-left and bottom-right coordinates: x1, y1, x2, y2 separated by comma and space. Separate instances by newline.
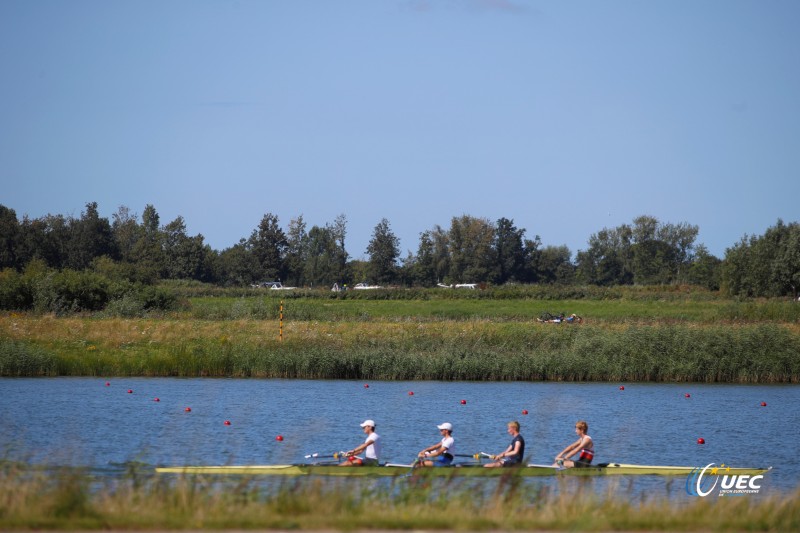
1, 465, 798, 531
2, 314, 799, 382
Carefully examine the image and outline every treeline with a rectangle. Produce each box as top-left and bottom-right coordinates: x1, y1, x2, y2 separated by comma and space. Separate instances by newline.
0, 203, 798, 301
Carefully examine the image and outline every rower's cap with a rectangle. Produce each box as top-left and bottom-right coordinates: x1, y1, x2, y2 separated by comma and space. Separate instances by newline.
360, 419, 376, 428
437, 422, 453, 431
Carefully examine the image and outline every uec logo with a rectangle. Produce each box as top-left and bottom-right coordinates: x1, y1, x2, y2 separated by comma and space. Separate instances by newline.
686, 463, 763, 497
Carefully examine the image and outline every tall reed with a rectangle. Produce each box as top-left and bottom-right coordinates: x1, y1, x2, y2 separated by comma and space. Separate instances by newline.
2, 318, 798, 382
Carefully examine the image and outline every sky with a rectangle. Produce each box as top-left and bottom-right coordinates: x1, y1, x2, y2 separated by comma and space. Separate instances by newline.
1, 0, 798, 260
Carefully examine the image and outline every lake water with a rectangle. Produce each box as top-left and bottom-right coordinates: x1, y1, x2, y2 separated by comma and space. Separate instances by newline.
1, 377, 797, 497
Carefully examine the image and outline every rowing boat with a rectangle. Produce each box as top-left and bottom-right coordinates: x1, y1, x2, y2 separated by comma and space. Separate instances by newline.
155, 462, 771, 477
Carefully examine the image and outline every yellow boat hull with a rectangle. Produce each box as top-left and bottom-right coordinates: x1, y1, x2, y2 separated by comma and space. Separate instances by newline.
155, 463, 771, 477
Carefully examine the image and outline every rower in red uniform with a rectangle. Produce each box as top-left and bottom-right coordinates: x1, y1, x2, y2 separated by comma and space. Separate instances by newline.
553, 420, 594, 468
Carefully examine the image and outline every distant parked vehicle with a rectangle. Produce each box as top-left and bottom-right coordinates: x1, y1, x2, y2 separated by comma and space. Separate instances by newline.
353, 282, 382, 290
437, 283, 477, 289
251, 281, 296, 290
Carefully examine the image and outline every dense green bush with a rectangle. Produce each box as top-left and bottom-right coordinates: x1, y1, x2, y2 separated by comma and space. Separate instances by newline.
0, 267, 177, 314
0, 269, 33, 310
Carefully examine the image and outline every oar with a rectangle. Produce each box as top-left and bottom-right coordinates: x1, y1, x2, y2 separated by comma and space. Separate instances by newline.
304, 452, 345, 460
454, 453, 483, 460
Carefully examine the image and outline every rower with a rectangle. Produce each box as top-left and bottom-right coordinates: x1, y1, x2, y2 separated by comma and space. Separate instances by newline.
484, 421, 525, 468
553, 420, 594, 468
340, 419, 381, 466
416, 422, 455, 467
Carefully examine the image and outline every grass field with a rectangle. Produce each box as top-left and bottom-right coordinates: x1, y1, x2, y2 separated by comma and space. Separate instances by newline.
184, 294, 800, 323
1, 291, 799, 381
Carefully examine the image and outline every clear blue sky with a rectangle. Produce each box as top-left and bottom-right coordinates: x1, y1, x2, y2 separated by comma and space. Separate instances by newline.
2, 0, 798, 259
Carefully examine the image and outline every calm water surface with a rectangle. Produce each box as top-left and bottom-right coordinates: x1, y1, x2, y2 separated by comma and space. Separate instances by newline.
1, 378, 797, 496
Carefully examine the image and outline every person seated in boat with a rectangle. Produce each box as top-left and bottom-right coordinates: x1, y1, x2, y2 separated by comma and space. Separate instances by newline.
484, 420, 525, 468
553, 420, 594, 468
339, 419, 381, 466
416, 422, 455, 467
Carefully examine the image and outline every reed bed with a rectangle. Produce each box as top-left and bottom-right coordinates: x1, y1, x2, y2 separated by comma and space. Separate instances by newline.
2, 315, 799, 382
0, 463, 797, 531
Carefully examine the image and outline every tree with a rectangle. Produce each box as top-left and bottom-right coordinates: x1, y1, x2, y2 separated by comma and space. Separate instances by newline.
66, 202, 116, 270
130, 204, 165, 276
284, 215, 309, 286
493, 217, 526, 284
686, 245, 721, 290
576, 216, 698, 286
448, 215, 495, 283
248, 213, 288, 281
17, 214, 70, 269
536, 245, 574, 284
774, 223, 800, 298
0, 205, 19, 269
217, 239, 261, 286
430, 225, 451, 284
722, 219, 800, 298
366, 218, 400, 284
576, 226, 633, 285
330, 214, 349, 283
304, 225, 340, 287
111, 206, 142, 264
162, 216, 213, 281
407, 230, 437, 286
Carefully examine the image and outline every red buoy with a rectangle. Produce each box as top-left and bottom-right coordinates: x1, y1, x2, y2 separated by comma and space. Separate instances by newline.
105, 381, 110, 387
619, 386, 625, 391
408, 391, 414, 396
697, 438, 705, 444
224, 420, 231, 426
127, 389, 133, 394
760, 402, 767, 407
364, 384, 369, 388
685, 393, 691, 398
154, 398, 160, 402
460, 399, 467, 405
522, 409, 529, 415
185, 407, 191, 412
276, 435, 284, 441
